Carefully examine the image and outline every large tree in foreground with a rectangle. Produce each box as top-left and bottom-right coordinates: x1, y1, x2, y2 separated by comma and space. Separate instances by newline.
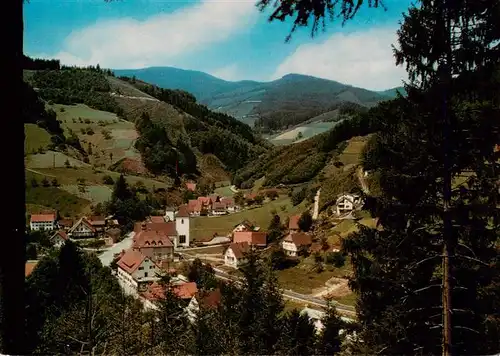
343, 0, 500, 354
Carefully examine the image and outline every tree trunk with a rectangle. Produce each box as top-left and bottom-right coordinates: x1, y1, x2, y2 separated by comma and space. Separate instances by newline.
0, 0, 26, 353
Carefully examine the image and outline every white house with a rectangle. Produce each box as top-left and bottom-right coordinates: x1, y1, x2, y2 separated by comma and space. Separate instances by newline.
336, 194, 363, 216
186, 289, 222, 323
164, 207, 176, 222
50, 230, 68, 248
301, 307, 356, 334
116, 249, 161, 291
30, 213, 57, 231
68, 217, 97, 239
281, 233, 313, 257
224, 242, 250, 268
141, 280, 197, 311
232, 220, 255, 233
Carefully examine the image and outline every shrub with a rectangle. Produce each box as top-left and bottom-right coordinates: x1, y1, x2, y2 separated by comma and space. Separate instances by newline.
59, 107, 65, 112
102, 175, 114, 185
326, 251, 346, 268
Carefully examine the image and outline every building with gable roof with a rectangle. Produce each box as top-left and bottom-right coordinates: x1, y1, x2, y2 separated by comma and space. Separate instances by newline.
30, 213, 57, 231
224, 241, 250, 268
282, 232, 313, 257
67, 217, 97, 238
116, 249, 162, 291
233, 231, 267, 247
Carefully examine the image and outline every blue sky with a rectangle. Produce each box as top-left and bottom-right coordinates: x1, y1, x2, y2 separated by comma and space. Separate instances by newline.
24, 0, 413, 90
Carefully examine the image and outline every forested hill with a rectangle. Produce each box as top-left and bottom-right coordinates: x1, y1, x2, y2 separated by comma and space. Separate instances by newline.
24, 60, 268, 181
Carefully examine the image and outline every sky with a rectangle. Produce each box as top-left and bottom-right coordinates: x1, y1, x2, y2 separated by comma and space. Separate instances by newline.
24, 0, 414, 91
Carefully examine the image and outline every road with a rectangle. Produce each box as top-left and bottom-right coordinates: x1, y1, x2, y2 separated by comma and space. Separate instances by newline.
110, 92, 159, 102
356, 167, 370, 195
179, 254, 356, 315
98, 231, 135, 267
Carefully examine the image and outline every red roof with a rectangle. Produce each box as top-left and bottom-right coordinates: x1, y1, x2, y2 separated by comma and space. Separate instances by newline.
197, 196, 211, 205
212, 201, 226, 211
134, 221, 177, 236
133, 230, 174, 249
117, 249, 147, 274
30, 213, 56, 223
226, 242, 250, 259
221, 197, 235, 207
196, 289, 222, 309
289, 215, 300, 230
188, 199, 202, 213
25, 261, 38, 277
58, 219, 73, 227
150, 216, 165, 223
52, 230, 68, 241
88, 215, 106, 225
284, 232, 312, 247
176, 205, 190, 218
186, 182, 197, 192
69, 217, 97, 233
233, 231, 267, 246
143, 281, 198, 301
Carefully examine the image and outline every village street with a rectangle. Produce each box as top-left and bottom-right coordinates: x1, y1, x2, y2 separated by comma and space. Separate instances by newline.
98, 231, 135, 267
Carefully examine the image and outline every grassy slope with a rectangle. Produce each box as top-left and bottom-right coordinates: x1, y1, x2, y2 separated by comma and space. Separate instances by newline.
26, 170, 91, 217
25, 124, 52, 154
190, 195, 306, 242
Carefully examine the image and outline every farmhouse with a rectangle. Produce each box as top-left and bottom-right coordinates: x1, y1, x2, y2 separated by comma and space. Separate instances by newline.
68, 217, 97, 239
288, 215, 300, 234
335, 194, 363, 216
281, 233, 313, 257
187, 199, 202, 216
233, 231, 267, 247
30, 213, 57, 231
116, 249, 162, 291
133, 227, 175, 261
51, 230, 68, 248
221, 197, 238, 213
212, 201, 227, 216
224, 242, 250, 268
186, 289, 222, 323
88, 215, 106, 232
57, 219, 73, 231
233, 220, 258, 234
185, 182, 197, 192
142, 281, 198, 310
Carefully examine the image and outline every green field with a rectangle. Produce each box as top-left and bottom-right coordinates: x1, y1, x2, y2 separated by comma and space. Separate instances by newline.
190, 196, 305, 241
32, 167, 169, 190
25, 124, 52, 154
214, 185, 235, 197
25, 151, 89, 169
48, 103, 140, 168
26, 171, 91, 217
271, 122, 338, 146
60, 184, 113, 204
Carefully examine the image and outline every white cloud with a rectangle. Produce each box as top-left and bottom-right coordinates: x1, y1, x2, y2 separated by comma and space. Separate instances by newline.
43, 0, 258, 69
272, 28, 408, 91
209, 64, 242, 81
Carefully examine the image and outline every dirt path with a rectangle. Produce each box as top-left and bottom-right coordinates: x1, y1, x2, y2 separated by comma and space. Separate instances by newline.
110, 92, 160, 102
26, 168, 56, 178
312, 277, 352, 298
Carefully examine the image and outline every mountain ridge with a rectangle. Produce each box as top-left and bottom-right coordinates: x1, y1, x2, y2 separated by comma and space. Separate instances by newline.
114, 66, 402, 130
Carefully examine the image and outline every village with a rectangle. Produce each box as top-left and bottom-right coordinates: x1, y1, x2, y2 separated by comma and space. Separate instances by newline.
26, 186, 366, 330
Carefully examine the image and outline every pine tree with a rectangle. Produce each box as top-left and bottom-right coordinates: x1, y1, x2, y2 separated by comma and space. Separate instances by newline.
277, 309, 316, 355
343, 0, 500, 353
316, 300, 345, 355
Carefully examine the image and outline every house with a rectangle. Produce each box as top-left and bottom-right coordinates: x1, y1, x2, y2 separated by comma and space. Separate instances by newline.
164, 206, 176, 222
51, 230, 68, 248
142, 281, 198, 310
186, 289, 222, 323
212, 201, 227, 216
57, 219, 73, 231
88, 215, 106, 233
133, 227, 175, 261
104, 228, 121, 246
289, 215, 300, 234
301, 307, 355, 334
149, 205, 191, 248
116, 249, 162, 291
30, 213, 57, 231
281, 233, 313, 257
186, 182, 197, 192
233, 220, 256, 233
224, 242, 250, 268
233, 231, 267, 247
149, 216, 166, 223
68, 217, 96, 239
187, 199, 202, 217
221, 197, 238, 213
25, 260, 38, 278
336, 194, 363, 216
